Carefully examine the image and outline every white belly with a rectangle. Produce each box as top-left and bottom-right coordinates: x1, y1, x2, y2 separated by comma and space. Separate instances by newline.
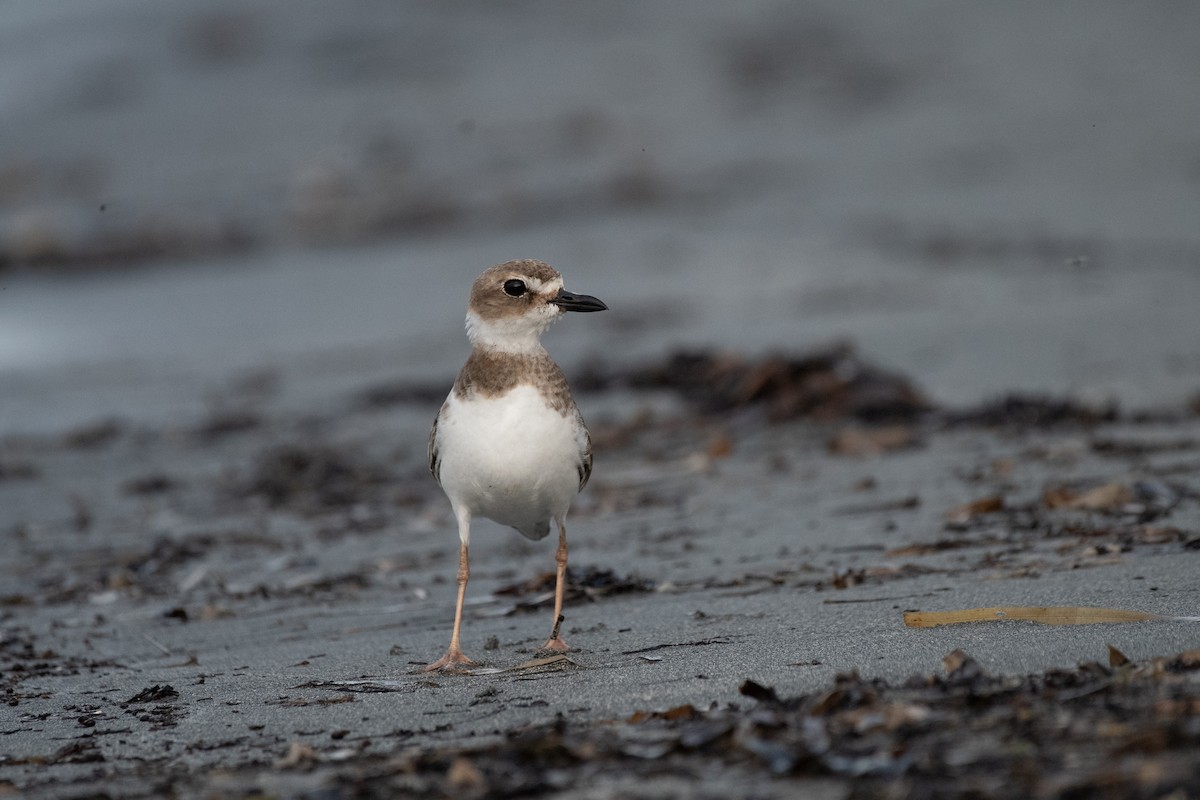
435, 385, 583, 539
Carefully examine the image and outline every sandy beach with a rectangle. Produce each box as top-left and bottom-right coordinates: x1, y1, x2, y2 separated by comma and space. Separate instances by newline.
3, 2, 1199, 797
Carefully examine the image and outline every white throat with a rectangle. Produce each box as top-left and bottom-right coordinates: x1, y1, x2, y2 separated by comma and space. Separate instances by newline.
465, 308, 561, 354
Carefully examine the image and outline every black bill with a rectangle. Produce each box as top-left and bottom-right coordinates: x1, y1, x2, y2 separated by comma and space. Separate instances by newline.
550, 288, 608, 312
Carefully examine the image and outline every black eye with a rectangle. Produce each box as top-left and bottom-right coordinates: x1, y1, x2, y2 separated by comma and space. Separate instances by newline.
503, 279, 527, 297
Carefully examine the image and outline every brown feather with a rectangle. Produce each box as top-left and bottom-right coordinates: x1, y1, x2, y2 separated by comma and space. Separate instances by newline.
453, 349, 576, 415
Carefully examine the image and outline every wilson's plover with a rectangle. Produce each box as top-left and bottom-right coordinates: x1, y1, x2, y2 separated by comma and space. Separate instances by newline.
423, 260, 607, 672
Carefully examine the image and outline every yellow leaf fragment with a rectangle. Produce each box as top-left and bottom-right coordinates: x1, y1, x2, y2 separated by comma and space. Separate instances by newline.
903, 606, 1166, 628
944, 495, 1005, 525
445, 757, 487, 793
827, 425, 917, 458
1043, 483, 1133, 511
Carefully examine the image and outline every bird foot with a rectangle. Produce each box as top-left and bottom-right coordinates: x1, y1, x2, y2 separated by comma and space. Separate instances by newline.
538, 636, 571, 654
419, 648, 478, 674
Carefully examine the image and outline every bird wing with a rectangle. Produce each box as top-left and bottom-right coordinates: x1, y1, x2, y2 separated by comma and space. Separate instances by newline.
428, 405, 445, 485
577, 412, 593, 491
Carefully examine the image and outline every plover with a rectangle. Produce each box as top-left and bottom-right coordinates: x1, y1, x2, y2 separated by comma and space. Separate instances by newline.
423, 260, 608, 672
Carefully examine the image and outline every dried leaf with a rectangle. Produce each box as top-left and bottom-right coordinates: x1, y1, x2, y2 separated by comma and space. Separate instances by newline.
1135, 526, 1184, 545
503, 654, 578, 672
843, 702, 932, 734
1171, 650, 1200, 669
830, 569, 863, 590
1108, 644, 1130, 667
944, 495, 1004, 525
445, 757, 486, 794
827, 425, 917, 457
706, 433, 734, 459
942, 649, 986, 681
1043, 483, 1133, 511
200, 603, 234, 620
942, 649, 969, 674
274, 742, 318, 770
627, 704, 699, 723
903, 606, 1168, 628
1074, 483, 1134, 510
662, 704, 699, 721
1041, 486, 1075, 508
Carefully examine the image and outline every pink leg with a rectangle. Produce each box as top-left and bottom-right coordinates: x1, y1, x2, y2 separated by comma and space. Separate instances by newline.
540, 522, 571, 653
422, 540, 478, 672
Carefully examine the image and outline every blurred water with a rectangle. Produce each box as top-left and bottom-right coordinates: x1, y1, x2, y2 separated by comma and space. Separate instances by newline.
2, 1, 1199, 432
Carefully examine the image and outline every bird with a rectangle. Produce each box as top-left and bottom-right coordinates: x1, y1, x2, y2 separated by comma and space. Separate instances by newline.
423, 259, 608, 672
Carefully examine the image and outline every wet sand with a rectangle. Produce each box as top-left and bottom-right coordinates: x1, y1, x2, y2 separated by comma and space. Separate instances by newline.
3, 2, 1200, 797
3, 350, 1199, 797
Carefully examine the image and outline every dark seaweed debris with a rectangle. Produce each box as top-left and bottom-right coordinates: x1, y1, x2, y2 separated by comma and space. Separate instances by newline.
945, 393, 1119, 428
495, 565, 655, 613
1, 626, 121, 696
356, 343, 930, 423
124, 684, 178, 704
587, 344, 930, 423
352, 346, 1186, 432
241, 443, 395, 511
255, 648, 1200, 799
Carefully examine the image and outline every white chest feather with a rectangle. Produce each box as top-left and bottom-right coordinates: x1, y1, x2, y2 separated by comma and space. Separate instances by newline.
433, 385, 586, 539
